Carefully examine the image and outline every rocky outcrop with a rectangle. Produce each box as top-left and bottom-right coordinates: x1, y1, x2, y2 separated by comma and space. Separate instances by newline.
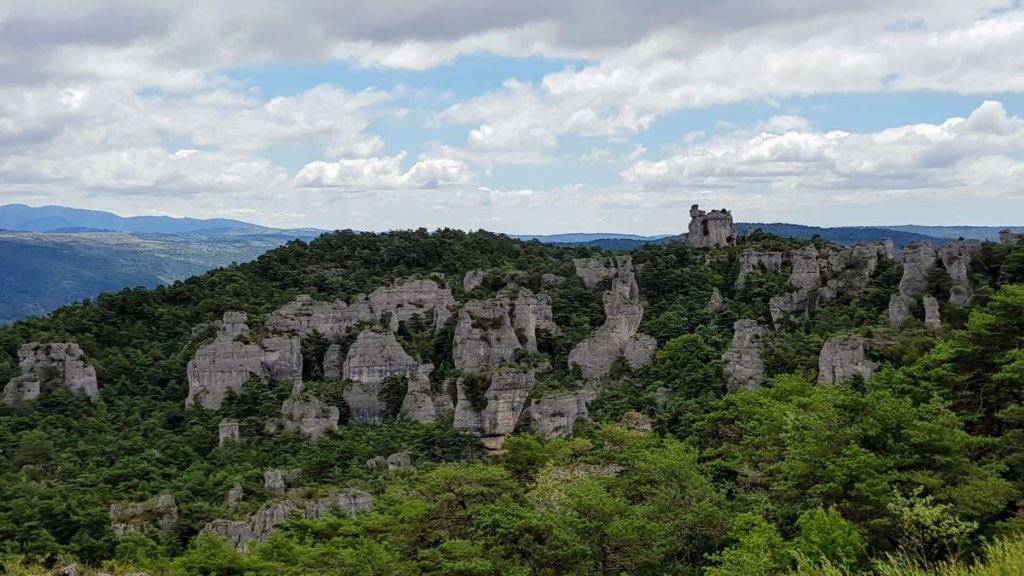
265, 295, 372, 340
529, 391, 591, 439
399, 364, 453, 423
619, 410, 653, 432
512, 290, 559, 352
568, 257, 657, 380
541, 273, 567, 286
688, 204, 736, 248
888, 295, 914, 326
574, 257, 621, 289
186, 312, 302, 410
722, 320, 765, 392
453, 298, 523, 373
205, 490, 372, 552
939, 240, 980, 306
453, 368, 535, 439
463, 270, 485, 291
736, 251, 785, 288
341, 330, 420, 425
818, 335, 877, 385
924, 296, 942, 330
1000, 229, 1021, 245
368, 279, 455, 332
898, 242, 938, 299
218, 420, 240, 447
546, 464, 625, 481
276, 391, 339, 439
227, 484, 244, 516
110, 495, 178, 537
264, 470, 287, 496
705, 287, 724, 312
366, 452, 414, 471
3, 342, 98, 404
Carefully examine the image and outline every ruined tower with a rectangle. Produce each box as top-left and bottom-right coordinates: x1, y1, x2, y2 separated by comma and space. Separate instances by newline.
687, 204, 736, 248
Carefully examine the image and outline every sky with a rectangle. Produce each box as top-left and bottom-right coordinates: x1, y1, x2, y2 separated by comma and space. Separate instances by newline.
2, 1, 1024, 234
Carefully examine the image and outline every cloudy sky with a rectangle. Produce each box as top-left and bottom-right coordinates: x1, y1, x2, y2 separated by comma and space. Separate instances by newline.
2, 0, 1024, 233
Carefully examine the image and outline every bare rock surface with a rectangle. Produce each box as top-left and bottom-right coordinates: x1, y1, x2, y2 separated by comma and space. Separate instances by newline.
463, 270, 485, 291
512, 289, 559, 352
722, 320, 766, 392
924, 296, 942, 330
3, 342, 98, 404
110, 495, 178, 537
265, 295, 372, 339
1000, 229, 1021, 245
453, 298, 523, 373
218, 420, 240, 447
705, 287, 724, 312
453, 368, 535, 438
939, 240, 980, 306
818, 335, 877, 385
342, 330, 420, 425
687, 204, 736, 248
888, 294, 914, 326
368, 278, 454, 332
399, 364, 452, 423
277, 392, 339, 439
529, 390, 592, 439
736, 251, 785, 287
898, 242, 938, 299
574, 257, 621, 289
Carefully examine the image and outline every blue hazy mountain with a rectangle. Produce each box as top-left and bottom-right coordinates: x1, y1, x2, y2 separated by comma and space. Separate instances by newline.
0, 204, 261, 234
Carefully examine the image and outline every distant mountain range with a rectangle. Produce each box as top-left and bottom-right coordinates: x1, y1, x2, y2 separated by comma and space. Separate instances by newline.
1, 203, 1021, 323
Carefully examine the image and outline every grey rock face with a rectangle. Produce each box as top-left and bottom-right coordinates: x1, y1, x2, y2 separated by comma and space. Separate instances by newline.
898, 242, 938, 298
688, 204, 736, 249
736, 251, 785, 288
1000, 229, 1021, 245
218, 420, 240, 447
342, 330, 420, 425
924, 296, 942, 330
206, 489, 372, 552
574, 257, 622, 289
463, 270, 485, 291
541, 273, 567, 286
369, 278, 455, 332
888, 295, 914, 326
453, 298, 523, 373
278, 392, 339, 439
227, 484, 244, 516
387, 452, 414, 471
453, 368, 535, 438
399, 364, 453, 423
3, 342, 99, 404
818, 335, 877, 385
722, 320, 766, 392
264, 470, 287, 496
110, 495, 178, 537
186, 312, 302, 410
529, 391, 592, 439
265, 295, 373, 340
569, 257, 656, 380
513, 290, 559, 352
705, 287, 724, 312
939, 240, 980, 306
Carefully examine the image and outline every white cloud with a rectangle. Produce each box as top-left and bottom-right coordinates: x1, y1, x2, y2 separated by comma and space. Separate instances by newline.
293, 153, 472, 190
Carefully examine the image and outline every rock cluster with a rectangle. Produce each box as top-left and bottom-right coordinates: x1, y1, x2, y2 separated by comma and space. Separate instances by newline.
453, 367, 536, 439
205, 489, 372, 552
369, 278, 455, 332
818, 335, 877, 385
688, 204, 736, 248
110, 495, 178, 537
399, 364, 453, 423
340, 330, 420, 425
273, 391, 340, 439
453, 298, 523, 373
367, 452, 415, 471
888, 240, 978, 327
3, 342, 99, 404
568, 256, 657, 380
722, 320, 766, 391
736, 251, 785, 288
513, 290, 559, 352
529, 391, 592, 439
264, 296, 367, 340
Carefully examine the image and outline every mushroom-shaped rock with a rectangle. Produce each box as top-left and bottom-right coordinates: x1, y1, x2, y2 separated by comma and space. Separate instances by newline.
3, 342, 98, 404
722, 320, 766, 392
818, 335, 877, 385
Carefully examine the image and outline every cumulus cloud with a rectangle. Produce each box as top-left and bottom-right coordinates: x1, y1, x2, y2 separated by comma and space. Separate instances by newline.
293, 153, 472, 190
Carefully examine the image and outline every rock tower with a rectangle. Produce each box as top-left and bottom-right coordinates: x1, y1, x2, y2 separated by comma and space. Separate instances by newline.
687, 205, 736, 248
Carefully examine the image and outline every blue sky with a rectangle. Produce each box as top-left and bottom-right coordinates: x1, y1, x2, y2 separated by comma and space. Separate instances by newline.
2, 1, 1024, 233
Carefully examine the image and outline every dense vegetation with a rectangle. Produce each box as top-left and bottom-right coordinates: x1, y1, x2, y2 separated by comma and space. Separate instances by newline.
4, 228, 1024, 575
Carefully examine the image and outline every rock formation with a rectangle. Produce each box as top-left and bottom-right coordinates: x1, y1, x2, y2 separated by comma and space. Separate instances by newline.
512, 290, 559, 352
818, 335, 877, 385
399, 364, 453, 423
573, 257, 621, 289
541, 273, 567, 286
3, 342, 98, 404
736, 251, 785, 288
687, 204, 736, 248
227, 484, 244, 516
1000, 229, 1021, 245
110, 495, 178, 537
463, 270, 485, 291
705, 287, 724, 312
924, 296, 942, 330
218, 420, 240, 447
568, 256, 657, 380
888, 295, 913, 326
529, 391, 591, 439
186, 312, 302, 410
939, 240, 979, 306
453, 298, 523, 373
340, 330, 420, 425
262, 469, 300, 496
386, 452, 414, 471
275, 391, 339, 439
897, 242, 938, 299
368, 278, 455, 332
722, 320, 766, 391
453, 367, 535, 440
619, 410, 653, 432
206, 490, 372, 552
265, 295, 371, 340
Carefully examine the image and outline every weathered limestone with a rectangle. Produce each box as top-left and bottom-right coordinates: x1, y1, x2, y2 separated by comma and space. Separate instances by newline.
888, 295, 914, 326
3, 342, 98, 404
541, 273, 567, 286
463, 270, 485, 291
453, 298, 523, 373
265, 296, 372, 340
818, 336, 877, 385
568, 257, 656, 380
341, 330, 420, 425
206, 490, 372, 552
687, 204, 736, 249
513, 290, 559, 352
276, 392, 339, 439
529, 391, 592, 439
573, 257, 620, 289
924, 296, 942, 330
399, 364, 453, 423
722, 320, 766, 392
386, 452, 414, 471
705, 287, 724, 312
898, 242, 938, 299
368, 278, 455, 332
186, 312, 302, 410
218, 420, 240, 447
110, 495, 178, 537
939, 240, 980, 306
227, 484, 244, 516
453, 368, 535, 438
1000, 229, 1021, 245
263, 469, 300, 496
736, 251, 785, 288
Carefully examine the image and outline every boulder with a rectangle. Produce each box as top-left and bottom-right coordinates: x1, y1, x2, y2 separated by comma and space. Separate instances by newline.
186, 312, 302, 410
341, 330, 420, 425
206, 490, 372, 552
110, 495, 178, 537
218, 420, 240, 447
453, 298, 523, 373
386, 452, 414, 471
529, 391, 591, 439
264, 470, 288, 496
722, 320, 765, 392
619, 409, 653, 431
453, 368, 535, 438
3, 342, 98, 404
463, 270, 485, 291
687, 204, 736, 248
818, 335, 877, 385
924, 296, 942, 330
368, 278, 455, 332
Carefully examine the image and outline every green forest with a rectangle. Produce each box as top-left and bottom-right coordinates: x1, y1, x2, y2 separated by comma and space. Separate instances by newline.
4, 228, 1024, 575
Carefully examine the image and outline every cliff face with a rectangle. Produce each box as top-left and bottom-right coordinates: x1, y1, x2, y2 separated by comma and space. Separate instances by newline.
3, 342, 99, 404
818, 335, 877, 385
688, 204, 736, 249
341, 330, 421, 425
722, 320, 765, 391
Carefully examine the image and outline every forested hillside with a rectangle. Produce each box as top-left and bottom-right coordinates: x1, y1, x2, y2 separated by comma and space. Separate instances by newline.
4, 228, 1024, 575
